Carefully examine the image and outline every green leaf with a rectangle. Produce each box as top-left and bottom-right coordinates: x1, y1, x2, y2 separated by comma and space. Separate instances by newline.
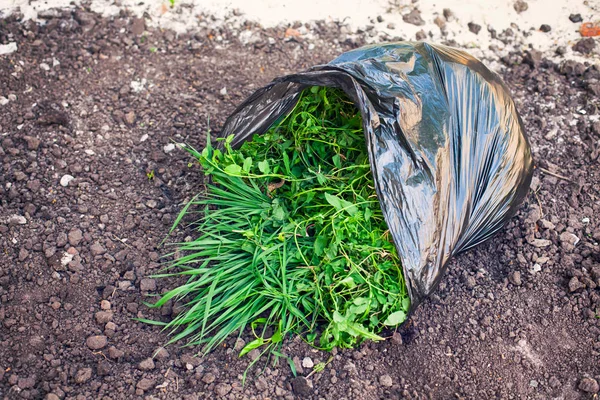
258, 160, 270, 174
332, 154, 341, 169
314, 235, 328, 256
383, 310, 407, 326
239, 337, 265, 357
243, 157, 253, 172
224, 164, 242, 175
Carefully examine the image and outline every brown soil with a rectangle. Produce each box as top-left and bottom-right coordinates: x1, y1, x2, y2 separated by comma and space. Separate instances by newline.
1, 7, 600, 400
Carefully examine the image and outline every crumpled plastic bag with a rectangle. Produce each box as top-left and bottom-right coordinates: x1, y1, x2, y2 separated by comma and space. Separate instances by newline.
219, 42, 533, 308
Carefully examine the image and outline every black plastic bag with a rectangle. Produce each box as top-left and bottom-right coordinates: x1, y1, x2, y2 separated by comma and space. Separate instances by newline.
219, 42, 533, 309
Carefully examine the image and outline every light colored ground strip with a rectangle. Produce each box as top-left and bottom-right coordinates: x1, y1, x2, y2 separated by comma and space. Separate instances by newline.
1, 0, 599, 63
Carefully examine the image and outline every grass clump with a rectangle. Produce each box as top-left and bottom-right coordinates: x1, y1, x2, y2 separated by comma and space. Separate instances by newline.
146, 86, 410, 359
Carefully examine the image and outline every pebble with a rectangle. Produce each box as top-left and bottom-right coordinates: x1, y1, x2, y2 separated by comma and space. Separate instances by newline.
302, 357, 314, 369
0, 42, 17, 55
8, 215, 27, 225
233, 338, 246, 352
379, 374, 393, 387
579, 377, 599, 393
140, 278, 157, 291
108, 346, 124, 359
100, 300, 111, 310
136, 378, 155, 391
46, 394, 60, 400
125, 111, 136, 125
74, 368, 92, 383
154, 347, 170, 360
255, 376, 268, 391
40, 63, 50, 71
468, 22, 481, 35
509, 271, 522, 286
215, 383, 232, 396
202, 372, 216, 384
68, 229, 83, 246
529, 238, 551, 248
95, 311, 113, 324
90, 243, 106, 256
86, 335, 108, 350
138, 358, 155, 371
403, 9, 425, 26
220, 87, 227, 95
569, 14, 583, 23
539, 24, 551, 32
0, 96, 8, 106
573, 38, 596, 55
443, 8, 455, 22
513, 0, 528, 13
60, 175, 74, 187
164, 143, 175, 153
569, 277, 584, 293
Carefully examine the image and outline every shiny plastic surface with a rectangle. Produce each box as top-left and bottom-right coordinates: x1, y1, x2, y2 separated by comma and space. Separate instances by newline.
219, 42, 533, 307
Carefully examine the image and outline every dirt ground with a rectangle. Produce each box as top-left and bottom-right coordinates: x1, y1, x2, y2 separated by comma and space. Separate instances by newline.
1, 7, 600, 400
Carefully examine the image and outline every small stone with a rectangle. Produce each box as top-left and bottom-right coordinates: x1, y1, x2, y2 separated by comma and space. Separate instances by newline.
233, 338, 246, 352
219, 87, 227, 95
569, 277, 584, 293
40, 63, 50, 71
68, 229, 83, 246
403, 9, 424, 26
509, 271, 522, 286
579, 377, 599, 393
443, 8, 454, 21
290, 376, 312, 397
468, 22, 481, 34
415, 30, 427, 41
539, 24, 551, 32
202, 372, 216, 384
136, 378, 155, 391
254, 377, 268, 392
573, 38, 596, 55
379, 374, 393, 387
248, 348, 261, 361
90, 243, 106, 256
154, 347, 170, 360
125, 111, 136, 125
392, 331, 403, 344
465, 276, 476, 289
377, 15, 384, 23
74, 368, 92, 383
8, 215, 26, 225
23, 136, 41, 150
108, 346, 124, 359
140, 278, 157, 291
529, 238, 551, 248
138, 358, 155, 371
60, 175, 74, 187
523, 49, 542, 68
530, 380, 538, 388
97, 360, 111, 376
164, 143, 175, 153
145, 199, 157, 209
86, 335, 108, 350
560, 232, 580, 246
549, 376, 560, 388
100, 300, 111, 310
569, 14, 582, 23
387, 23, 395, 29
513, 0, 528, 13
46, 394, 60, 400
215, 383, 232, 396
434, 16, 446, 29
302, 357, 314, 369
95, 311, 113, 324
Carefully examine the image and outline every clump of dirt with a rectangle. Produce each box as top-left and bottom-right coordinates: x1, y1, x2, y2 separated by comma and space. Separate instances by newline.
1, 7, 599, 400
